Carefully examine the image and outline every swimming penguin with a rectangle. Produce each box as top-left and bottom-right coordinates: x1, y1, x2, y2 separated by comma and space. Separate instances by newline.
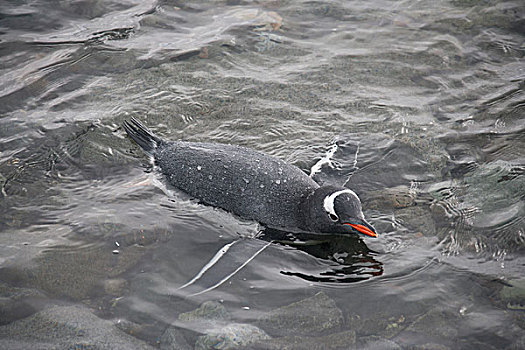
123, 118, 377, 238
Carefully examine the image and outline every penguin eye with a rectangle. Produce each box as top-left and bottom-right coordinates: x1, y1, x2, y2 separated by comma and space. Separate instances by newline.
328, 213, 339, 222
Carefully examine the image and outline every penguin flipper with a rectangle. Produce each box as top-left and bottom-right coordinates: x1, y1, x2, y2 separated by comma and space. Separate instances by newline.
122, 118, 163, 155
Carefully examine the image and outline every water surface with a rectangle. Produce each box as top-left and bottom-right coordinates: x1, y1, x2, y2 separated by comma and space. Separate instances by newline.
1, 0, 524, 349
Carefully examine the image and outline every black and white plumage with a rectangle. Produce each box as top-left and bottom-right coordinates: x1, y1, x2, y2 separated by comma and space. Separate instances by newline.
123, 118, 377, 238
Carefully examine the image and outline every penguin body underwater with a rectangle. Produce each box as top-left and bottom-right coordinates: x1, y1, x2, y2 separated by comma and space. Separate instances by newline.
123, 118, 377, 238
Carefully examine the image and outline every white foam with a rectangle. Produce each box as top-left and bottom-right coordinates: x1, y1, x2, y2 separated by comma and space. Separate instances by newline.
309, 143, 338, 177
188, 240, 272, 297
178, 240, 238, 290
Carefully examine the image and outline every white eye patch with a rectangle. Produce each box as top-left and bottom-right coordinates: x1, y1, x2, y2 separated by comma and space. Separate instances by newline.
323, 189, 359, 217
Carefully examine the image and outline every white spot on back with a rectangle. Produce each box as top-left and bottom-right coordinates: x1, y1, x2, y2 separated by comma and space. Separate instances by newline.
323, 189, 359, 216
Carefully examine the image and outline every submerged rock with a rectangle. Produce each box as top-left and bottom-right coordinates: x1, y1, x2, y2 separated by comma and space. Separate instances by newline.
366, 186, 417, 210
512, 312, 525, 330
0, 282, 46, 326
253, 330, 356, 350
356, 336, 401, 350
178, 300, 230, 323
443, 160, 525, 253
165, 294, 346, 349
226, 8, 283, 31
395, 205, 436, 237
499, 278, 525, 310
257, 292, 343, 337
2, 244, 145, 301
103, 278, 128, 296
406, 308, 460, 339
195, 323, 270, 350
161, 300, 234, 349
348, 313, 409, 339
0, 305, 153, 349
160, 325, 193, 350
506, 335, 525, 350
411, 343, 451, 350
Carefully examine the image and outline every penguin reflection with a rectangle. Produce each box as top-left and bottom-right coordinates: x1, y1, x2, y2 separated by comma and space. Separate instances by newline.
261, 228, 383, 283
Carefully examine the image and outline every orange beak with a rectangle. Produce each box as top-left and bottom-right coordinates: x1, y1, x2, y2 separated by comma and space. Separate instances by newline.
343, 223, 378, 238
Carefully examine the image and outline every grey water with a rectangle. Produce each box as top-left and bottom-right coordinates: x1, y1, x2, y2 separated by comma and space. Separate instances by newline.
0, 0, 524, 349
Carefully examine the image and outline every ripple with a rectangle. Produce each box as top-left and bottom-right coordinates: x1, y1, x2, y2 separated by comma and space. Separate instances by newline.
1, 0, 525, 348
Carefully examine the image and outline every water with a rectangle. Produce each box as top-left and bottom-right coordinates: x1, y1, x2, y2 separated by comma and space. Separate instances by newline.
1, 0, 524, 348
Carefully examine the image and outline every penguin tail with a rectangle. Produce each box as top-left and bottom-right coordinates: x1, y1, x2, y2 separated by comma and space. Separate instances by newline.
122, 117, 163, 155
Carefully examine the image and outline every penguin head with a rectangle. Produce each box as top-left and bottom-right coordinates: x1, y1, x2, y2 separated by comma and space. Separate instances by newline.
302, 186, 377, 237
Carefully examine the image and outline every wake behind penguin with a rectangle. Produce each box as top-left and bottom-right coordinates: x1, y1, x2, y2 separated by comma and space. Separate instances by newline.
123, 118, 377, 238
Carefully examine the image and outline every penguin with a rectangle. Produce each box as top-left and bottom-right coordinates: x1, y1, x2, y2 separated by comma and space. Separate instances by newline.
123, 118, 377, 238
